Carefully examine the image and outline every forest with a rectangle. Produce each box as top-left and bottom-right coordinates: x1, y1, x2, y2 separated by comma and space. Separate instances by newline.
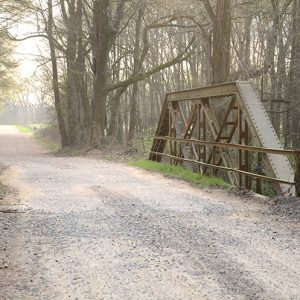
1, 1, 300, 297
0, 0, 300, 150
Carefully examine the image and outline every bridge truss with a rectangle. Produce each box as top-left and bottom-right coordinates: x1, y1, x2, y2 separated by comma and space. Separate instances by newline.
149, 81, 299, 196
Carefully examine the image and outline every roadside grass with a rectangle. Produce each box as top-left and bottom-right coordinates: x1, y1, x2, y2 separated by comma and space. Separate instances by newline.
129, 159, 231, 189
15, 125, 32, 133
15, 124, 60, 152
15, 124, 46, 133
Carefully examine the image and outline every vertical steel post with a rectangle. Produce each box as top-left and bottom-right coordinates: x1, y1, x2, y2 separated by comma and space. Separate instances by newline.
244, 121, 250, 189
203, 109, 207, 162
238, 107, 242, 188
168, 104, 172, 165
256, 152, 262, 194
238, 106, 250, 189
197, 103, 201, 173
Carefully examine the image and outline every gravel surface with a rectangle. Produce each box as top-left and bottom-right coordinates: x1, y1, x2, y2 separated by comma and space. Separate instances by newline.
0, 125, 299, 300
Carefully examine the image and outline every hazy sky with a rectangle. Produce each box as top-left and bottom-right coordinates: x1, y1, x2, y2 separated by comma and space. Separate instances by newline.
12, 14, 44, 79
8, 14, 46, 105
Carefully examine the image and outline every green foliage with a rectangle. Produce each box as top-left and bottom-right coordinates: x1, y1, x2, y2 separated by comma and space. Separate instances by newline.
129, 160, 231, 189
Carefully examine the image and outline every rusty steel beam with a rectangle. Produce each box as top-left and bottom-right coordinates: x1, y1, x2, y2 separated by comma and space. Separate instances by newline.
154, 136, 298, 156
150, 151, 295, 186
167, 82, 237, 102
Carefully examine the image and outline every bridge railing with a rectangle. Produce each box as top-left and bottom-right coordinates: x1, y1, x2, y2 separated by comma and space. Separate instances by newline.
150, 135, 300, 197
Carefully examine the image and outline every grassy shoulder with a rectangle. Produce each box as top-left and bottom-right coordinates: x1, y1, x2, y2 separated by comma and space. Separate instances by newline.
129, 159, 231, 189
15, 124, 32, 133
15, 124, 60, 152
15, 124, 45, 132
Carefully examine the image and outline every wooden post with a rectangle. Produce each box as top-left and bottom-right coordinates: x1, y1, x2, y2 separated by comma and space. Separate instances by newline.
295, 150, 300, 197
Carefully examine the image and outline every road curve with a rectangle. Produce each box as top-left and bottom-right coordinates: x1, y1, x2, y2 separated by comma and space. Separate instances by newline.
0, 125, 299, 299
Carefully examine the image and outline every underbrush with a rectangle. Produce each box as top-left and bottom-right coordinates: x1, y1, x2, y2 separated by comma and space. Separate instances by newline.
33, 134, 60, 152
131, 130, 155, 156
15, 124, 60, 152
129, 159, 231, 189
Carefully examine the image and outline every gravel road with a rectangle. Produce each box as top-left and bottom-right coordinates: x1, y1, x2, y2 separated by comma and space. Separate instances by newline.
0, 125, 299, 300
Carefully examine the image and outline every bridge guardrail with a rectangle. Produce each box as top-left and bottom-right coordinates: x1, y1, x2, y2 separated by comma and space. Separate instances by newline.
150, 135, 300, 197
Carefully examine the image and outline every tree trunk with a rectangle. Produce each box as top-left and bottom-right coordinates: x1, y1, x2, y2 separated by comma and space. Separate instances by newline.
75, 0, 91, 146
92, 0, 125, 144
47, 0, 68, 147
212, 0, 232, 84
128, 82, 139, 142
128, 2, 145, 143
93, 0, 111, 142
265, 1, 280, 129
291, 0, 300, 148
65, 0, 80, 147
107, 86, 127, 137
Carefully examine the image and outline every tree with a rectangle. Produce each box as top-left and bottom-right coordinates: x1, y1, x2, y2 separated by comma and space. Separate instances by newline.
202, 0, 232, 84
290, 0, 300, 148
47, 0, 68, 147
17, 0, 297, 151
0, 0, 32, 103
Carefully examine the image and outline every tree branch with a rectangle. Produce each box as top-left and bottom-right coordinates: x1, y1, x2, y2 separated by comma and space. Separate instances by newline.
106, 36, 196, 92
200, 0, 215, 22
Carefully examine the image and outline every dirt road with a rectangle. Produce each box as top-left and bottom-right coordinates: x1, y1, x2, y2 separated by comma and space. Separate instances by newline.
0, 125, 299, 299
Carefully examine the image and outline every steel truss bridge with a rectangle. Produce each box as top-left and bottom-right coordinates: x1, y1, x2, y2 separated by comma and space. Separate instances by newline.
149, 81, 300, 196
